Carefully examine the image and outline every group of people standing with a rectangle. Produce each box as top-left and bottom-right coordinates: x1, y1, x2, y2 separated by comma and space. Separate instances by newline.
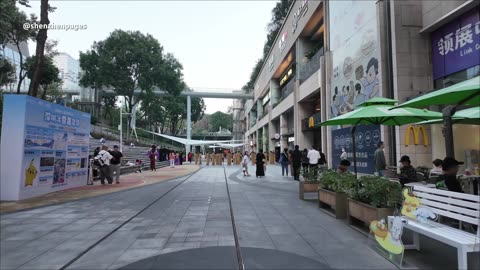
147, 145, 183, 171
93, 145, 124, 185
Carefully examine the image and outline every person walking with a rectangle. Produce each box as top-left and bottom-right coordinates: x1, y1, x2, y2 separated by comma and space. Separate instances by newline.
97, 145, 113, 185
242, 151, 250, 176
109, 145, 123, 184
169, 152, 176, 168
292, 145, 302, 181
301, 149, 309, 170
280, 148, 289, 177
256, 149, 265, 178
374, 141, 387, 176
148, 145, 157, 171
188, 152, 193, 163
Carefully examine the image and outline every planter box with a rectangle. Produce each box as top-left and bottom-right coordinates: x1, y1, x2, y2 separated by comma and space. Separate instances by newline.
299, 181, 319, 200
347, 198, 393, 226
318, 189, 348, 219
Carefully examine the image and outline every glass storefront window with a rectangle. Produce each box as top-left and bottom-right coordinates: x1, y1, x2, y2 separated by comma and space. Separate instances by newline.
434, 65, 480, 89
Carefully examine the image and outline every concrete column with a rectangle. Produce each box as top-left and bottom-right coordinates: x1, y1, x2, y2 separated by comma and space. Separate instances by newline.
262, 125, 268, 152
186, 95, 191, 154
257, 100, 263, 119
268, 121, 276, 153
270, 80, 280, 106
280, 114, 288, 149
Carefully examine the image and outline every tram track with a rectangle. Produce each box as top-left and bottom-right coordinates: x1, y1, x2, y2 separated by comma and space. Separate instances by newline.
54, 165, 246, 270
58, 171, 198, 270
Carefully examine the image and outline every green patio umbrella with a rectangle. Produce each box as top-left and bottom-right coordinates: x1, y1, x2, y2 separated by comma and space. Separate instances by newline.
317, 97, 443, 177
416, 107, 480, 125
394, 76, 480, 108
393, 76, 480, 157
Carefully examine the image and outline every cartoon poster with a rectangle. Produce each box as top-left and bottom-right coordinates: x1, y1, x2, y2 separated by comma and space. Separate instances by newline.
329, 0, 381, 120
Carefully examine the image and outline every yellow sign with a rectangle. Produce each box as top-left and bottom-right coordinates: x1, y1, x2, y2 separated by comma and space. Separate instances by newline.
308, 117, 315, 128
405, 125, 429, 146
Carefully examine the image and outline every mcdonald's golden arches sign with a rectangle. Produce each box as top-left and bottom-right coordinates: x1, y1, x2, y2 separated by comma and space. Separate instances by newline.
405, 125, 429, 146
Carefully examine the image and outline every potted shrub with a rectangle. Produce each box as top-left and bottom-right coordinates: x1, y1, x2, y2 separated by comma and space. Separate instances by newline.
318, 170, 356, 219
299, 167, 320, 200
346, 175, 402, 226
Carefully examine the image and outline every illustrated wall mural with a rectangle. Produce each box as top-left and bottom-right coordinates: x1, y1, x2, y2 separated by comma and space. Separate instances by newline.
329, 0, 380, 119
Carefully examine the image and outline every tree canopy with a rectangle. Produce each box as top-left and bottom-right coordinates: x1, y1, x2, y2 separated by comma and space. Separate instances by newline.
209, 111, 233, 132
79, 29, 183, 114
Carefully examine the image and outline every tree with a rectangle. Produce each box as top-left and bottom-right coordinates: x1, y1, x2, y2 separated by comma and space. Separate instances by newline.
209, 111, 233, 132
28, 0, 56, 97
0, 0, 37, 94
25, 54, 61, 100
79, 30, 182, 121
41, 81, 63, 102
0, 56, 16, 88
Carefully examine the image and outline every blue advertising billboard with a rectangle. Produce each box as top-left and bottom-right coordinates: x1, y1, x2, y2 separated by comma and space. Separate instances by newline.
1, 95, 91, 200
331, 125, 381, 174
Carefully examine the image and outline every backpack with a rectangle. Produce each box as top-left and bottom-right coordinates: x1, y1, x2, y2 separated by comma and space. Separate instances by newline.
93, 153, 105, 167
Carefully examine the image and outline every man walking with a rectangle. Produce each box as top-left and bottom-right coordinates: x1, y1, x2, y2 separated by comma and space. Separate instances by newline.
307, 146, 321, 175
374, 141, 387, 176
97, 145, 114, 185
109, 145, 123, 184
292, 145, 302, 181
280, 148, 289, 177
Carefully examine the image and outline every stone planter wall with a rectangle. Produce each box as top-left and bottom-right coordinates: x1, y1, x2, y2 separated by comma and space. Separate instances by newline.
318, 189, 348, 219
347, 198, 393, 226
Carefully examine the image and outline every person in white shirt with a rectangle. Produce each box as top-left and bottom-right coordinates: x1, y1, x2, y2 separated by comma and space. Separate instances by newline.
98, 145, 114, 184
340, 148, 347, 161
307, 147, 320, 168
242, 151, 250, 176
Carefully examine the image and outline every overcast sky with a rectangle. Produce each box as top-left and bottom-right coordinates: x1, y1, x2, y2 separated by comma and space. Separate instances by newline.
21, 0, 276, 114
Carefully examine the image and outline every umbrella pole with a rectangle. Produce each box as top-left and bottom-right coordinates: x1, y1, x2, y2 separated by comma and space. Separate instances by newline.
351, 125, 358, 179
443, 106, 456, 158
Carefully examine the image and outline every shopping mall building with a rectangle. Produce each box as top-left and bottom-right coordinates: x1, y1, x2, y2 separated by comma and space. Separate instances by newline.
240, 0, 480, 173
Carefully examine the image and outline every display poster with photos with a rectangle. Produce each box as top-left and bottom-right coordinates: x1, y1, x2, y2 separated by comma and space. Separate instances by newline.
332, 125, 381, 174
1, 95, 90, 200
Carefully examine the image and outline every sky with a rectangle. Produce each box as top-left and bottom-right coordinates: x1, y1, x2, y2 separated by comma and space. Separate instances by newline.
20, 0, 276, 114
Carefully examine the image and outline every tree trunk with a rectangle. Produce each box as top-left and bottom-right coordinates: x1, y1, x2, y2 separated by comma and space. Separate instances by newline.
41, 85, 47, 100
28, 0, 49, 97
15, 42, 25, 94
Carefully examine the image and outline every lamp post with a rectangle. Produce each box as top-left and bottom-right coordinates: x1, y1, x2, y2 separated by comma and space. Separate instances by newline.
118, 101, 131, 153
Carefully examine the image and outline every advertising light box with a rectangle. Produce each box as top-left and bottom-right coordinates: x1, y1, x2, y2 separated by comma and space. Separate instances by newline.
1, 95, 91, 201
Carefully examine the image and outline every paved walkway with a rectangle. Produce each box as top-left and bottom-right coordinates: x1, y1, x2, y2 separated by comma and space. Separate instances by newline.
0, 164, 398, 269
0, 165, 199, 213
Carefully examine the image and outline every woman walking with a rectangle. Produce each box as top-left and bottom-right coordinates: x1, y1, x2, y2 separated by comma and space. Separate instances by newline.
242, 151, 250, 176
148, 145, 157, 171
256, 149, 265, 178
169, 152, 175, 168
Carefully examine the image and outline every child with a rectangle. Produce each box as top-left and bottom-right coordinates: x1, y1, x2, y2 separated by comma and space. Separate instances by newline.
135, 159, 143, 173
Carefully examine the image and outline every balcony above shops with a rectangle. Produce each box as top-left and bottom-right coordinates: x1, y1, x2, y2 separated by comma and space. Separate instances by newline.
281, 76, 296, 100
300, 47, 324, 84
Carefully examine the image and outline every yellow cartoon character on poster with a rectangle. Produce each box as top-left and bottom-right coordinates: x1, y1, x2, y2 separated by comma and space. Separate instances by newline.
401, 188, 420, 219
370, 216, 406, 255
25, 159, 37, 187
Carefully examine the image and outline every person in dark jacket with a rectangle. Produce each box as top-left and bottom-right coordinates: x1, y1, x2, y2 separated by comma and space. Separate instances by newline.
399, 155, 417, 185
301, 149, 309, 169
440, 157, 464, 193
280, 148, 289, 177
291, 145, 302, 181
256, 149, 265, 178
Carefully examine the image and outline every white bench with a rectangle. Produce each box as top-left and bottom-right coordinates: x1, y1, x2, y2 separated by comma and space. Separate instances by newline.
392, 185, 480, 270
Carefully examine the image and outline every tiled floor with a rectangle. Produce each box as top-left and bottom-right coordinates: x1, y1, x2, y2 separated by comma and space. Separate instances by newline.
1, 164, 401, 269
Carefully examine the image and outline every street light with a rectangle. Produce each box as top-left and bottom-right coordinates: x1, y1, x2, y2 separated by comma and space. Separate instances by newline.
118, 101, 131, 153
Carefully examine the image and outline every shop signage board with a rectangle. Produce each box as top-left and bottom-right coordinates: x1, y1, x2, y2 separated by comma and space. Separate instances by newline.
332, 125, 380, 174
432, 9, 480, 79
0, 95, 91, 201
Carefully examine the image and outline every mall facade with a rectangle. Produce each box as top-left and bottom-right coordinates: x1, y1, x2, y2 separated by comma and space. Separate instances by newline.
240, 0, 480, 173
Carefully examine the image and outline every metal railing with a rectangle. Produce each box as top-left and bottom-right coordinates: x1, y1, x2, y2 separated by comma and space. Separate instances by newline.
281, 76, 295, 99
300, 48, 323, 83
